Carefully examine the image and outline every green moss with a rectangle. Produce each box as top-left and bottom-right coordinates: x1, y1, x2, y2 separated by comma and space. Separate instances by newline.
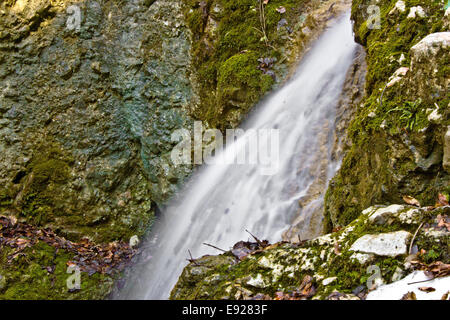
218, 51, 274, 107
0, 241, 114, 300
18, 142, 73, 227
182, 0, 308, 129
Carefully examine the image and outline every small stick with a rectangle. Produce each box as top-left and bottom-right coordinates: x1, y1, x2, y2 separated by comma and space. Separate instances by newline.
409, 222, 424, 255
203, 243, 227, 253
187, 249, 199, 266
407, 278, 434, 285
245, 229, 264, 247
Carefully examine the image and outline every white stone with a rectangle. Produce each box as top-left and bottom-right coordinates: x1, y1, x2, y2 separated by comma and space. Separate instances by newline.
362, 206, 377, 215
389, 1, 406, 15
387, 67, 409, 87
398, 53, 406, 65
367, 271, 450, 300
397, 208, 421, 224
350, 252, 375, 265
129, 235, 140, 248
411, 32, 450, 61
350, 231, 412, 257
407, 6, 426, 19
368, 204, 405, 224
246, 274, 269, 288
423, 229, 449, 239
394, 0, 406, 12
322, 277, 337, 286
427, 107, 442, 122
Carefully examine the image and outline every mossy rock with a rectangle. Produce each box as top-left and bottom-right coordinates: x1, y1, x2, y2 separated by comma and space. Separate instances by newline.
324, 0, 450, 231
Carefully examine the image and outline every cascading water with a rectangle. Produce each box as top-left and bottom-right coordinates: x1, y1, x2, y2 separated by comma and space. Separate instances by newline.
117, 13, 357, 300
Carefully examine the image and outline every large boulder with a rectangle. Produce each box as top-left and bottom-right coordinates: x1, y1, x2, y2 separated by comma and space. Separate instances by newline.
0, 0, 195, 242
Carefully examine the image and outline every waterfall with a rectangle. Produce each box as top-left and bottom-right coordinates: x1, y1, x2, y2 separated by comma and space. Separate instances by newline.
116, 13, 357, 300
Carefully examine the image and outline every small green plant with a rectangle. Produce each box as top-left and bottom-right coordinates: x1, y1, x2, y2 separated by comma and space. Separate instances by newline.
387, 99, 422, 131
258, 0, 269, 46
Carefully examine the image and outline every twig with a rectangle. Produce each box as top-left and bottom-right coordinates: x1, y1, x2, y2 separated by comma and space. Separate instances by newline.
407, 277, 434, 285
409, 222, 424, 255
203, 242, 227, 253
258, 0, 269, 46
245, 229, 265, 247
187, 249, 200, 266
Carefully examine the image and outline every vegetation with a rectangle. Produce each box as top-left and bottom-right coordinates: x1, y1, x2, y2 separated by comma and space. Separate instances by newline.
324, 0, 449, 231
182, 0, 310, 129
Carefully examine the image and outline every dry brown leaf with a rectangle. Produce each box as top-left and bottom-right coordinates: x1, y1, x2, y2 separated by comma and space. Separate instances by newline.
418, 287, 436, 293
403, 195, 421, 207
334, 242, 341, 254
401, 291, 417, 300
436, 214, 450, 231
438, 193, 449, 206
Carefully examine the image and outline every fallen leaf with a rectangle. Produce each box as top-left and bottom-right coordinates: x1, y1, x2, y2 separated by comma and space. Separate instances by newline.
418, 287, 436, 293
436, 214, 450, 231
401, 291, 417, 300
332, 226, 342, 233
427, 261, 450, 278
231, 241, 260, 260
437, 193, 449, 206
334, 242, 341, 254
403, 195, 421, 207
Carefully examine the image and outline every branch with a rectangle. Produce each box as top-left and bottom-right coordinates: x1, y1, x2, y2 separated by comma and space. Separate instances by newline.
203, 242, 227, 253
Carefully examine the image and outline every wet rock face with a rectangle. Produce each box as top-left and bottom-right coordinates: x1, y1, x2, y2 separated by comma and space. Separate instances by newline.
0, 0, 195, 242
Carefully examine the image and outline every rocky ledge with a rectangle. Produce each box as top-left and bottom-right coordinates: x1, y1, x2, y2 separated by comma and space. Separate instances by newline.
171, 203, 449, 300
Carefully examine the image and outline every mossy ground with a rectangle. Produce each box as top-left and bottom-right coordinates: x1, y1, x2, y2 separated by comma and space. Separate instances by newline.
0, 241, 115, 300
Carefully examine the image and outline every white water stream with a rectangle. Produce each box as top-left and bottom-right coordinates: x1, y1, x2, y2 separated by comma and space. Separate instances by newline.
117, 13, 357, 300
